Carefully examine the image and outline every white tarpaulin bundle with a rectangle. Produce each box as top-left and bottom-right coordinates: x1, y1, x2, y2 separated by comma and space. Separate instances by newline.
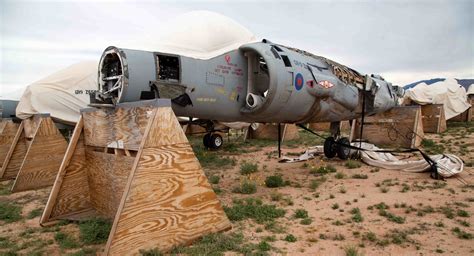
404, 78, 471, 119
280, 143, 463, 178
15, 11, 257, 124
16, 61, 97, 124
356, 142, 463, 178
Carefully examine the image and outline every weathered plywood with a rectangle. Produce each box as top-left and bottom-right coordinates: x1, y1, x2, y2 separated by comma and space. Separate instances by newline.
105, 107, 231, 254
11, 117, 68, 192
0, 120, 20, 169
420, 104, 446, 133
82, 106, 152, 150
353, 106, 424, 148
86, 150, 134, 219
42, 101, 231, 254
41, 118, 93, 224
0, 123, 28, 180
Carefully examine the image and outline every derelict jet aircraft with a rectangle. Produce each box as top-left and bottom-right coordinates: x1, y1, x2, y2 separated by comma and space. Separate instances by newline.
91, 40, 404, 159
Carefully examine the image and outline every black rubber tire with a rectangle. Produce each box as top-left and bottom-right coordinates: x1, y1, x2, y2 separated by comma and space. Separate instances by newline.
209, 134, 223, 149
336, 137, 351, 160
324, 137, 337, 158
203, 133, 212, 148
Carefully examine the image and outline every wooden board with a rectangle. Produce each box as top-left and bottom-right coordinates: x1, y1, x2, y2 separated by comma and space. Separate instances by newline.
0, 120, 20, 169
420, 104, 446, 133
11, 117, 68, 192
105, 107, 231, 254
0, 122, 28, 180
352, 106, 424, 148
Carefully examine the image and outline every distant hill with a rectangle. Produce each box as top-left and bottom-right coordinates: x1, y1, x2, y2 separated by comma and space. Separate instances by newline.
404, 78, 474, 90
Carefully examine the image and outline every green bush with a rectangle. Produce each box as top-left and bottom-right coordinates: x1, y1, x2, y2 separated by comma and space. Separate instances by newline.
294, 209, 309, 219
232, 180, 257, 194
284, 234, 297, 242
310, 165, 337, 175
240, 162, 258, 175
0, 202, 22, 223
265, 175, 284, 188
79, 218, 112, 244
54, 231, 79, 249
224, 198, 285, 223
345, 160, 362, 169
209, 175, 220, 184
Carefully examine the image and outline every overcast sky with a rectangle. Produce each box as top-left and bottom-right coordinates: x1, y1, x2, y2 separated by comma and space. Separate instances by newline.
1, 0, 473, 99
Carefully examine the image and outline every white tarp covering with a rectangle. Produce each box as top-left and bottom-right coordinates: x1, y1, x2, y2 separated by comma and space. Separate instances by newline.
404, 78, 471, 119
16, 61, 97, 124
279, 143, 463, 178
15, 11, 257, 123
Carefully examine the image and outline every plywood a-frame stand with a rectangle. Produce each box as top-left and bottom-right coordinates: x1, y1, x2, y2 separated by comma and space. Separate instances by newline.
0, 119, 20, 170
420, 104, 447, 133
352, 106, 424, 148
0, 114, 68, 192
40, 100, 231, 255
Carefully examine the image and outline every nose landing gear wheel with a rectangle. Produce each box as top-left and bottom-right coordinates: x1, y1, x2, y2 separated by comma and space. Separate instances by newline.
203, 133, 223, 149
324, 137, 337, 158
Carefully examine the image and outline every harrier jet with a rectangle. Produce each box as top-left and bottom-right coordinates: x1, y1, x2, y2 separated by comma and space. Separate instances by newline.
83, 11, 402, 159
92, 39, 403, 159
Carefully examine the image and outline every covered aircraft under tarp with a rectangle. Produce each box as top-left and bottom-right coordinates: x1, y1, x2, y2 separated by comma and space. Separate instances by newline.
16, 61, 97, 124
15, 11, 257, 124
403, 78, 471, 120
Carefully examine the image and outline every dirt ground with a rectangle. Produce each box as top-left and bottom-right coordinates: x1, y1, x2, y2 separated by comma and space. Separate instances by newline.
0, 122, 473, 255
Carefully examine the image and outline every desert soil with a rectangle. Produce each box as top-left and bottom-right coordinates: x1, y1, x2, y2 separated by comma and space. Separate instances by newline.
0, 122, 473, 256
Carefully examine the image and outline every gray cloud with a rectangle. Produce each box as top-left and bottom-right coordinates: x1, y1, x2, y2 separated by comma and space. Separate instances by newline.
1, 0, 473, 98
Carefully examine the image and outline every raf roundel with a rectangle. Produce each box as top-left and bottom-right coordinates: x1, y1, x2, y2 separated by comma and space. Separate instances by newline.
295, 73, 304, 91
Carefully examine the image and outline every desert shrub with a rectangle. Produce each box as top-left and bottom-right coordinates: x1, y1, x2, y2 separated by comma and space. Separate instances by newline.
0, 202, 22, 223
55, 231, 79, 249
294, 209, 309, 219
240, 162, 258, 175
224, 198, 285, 223
232, 180, 257, 194
345, 160, 361, 169
284, 234, 297, 242
265, 175, 284, 188
209, 175, 220, 184
79, 218, 112, 244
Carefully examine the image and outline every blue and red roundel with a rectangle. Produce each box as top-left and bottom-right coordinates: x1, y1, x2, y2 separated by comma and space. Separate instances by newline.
295, 73, 304, 91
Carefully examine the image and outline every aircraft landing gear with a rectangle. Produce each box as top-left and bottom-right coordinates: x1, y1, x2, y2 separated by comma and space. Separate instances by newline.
323, 122, 351, 160
203, 133, 223, 149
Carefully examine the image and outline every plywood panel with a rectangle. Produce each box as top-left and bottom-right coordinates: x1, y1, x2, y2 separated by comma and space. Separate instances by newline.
11, 118, 68, 192
144, 108, 188, 147
86, 150, 134, 219
83, 107, 152, 150
1, 125, 28, 180
353, 106, 424, 148
0, 121, 19, 168
43, 124, 93, 223
106, 143, 231, 254
420, 104, 446, 133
